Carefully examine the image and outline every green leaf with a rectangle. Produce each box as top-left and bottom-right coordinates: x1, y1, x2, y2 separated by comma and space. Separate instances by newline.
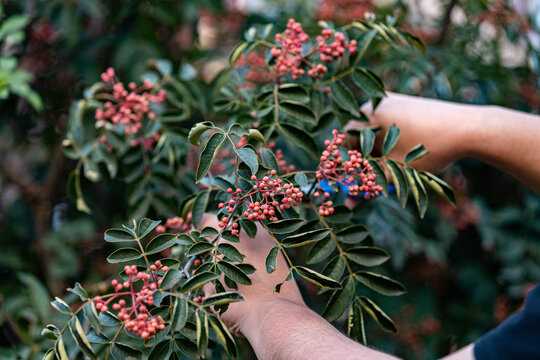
404, 167, 428, 218
110, 343, 142, 360
348, 304, 367, 345
386, 159, 408, 207
186, 241, 214, 256
279, 124, 318, 158
98, 311, 121, 326
192, 190, 210, 228
324, 205, 353, 223
248, 128, 266, 144
51, 297, 71, 314
382, 124, 400, 155
330, 81, 360, 117
279, 84, 309, 103
229, 41, 249, 65
41, 324, 59, 340
265, 246, 279, 274
323, 277, 355, 322
369, 160, 388, 196
208, 315, 237, 358
84, 302, 101, 334
294, 173, 308, 187
346, 247, 390, 267
174, 339, 198, 360
217, 243, 245, 262
188, 121, 215, 146
419, 172, 456, 205
67, 282, 88, 301
355, 271, 406, 296
360, 128, 376, 156
218, 261, 252, 285
200, 227, 219, 238
18, 272, 50, 323
55, 336, 69, 360
295, 266, 342, 289
266, 218, 306, 234
177, 233, 195, 246
196, 310, 208, 355
405, 144, 430, 163
171, 297, 188, 331
306, 236, 335, 264
260, 148, 279, 171
137, 218, 161, 239
146, 233, 177, 255
280, 100, 317, 125
148, 340, 172, 360
351, 29, 377, 63
86, 329, 109, 344
196, 132, 226, 183
335, 225, 370, 244
234, 146, 259, 175
239, 219, 257, 238
182, 271, 220, 293
107, 248, 142, 263
68, 317, 97, 360
160, 268, 183, 289
282, 228, 331, 248
352, 67, 385, 97
228, 123, 249, 137
202, 291, 244, 306
83, 159, 100, 182
357, 296, 397, 333
322, 256, 346, 281
104, 228, 135, 243
43, 348, 56, 360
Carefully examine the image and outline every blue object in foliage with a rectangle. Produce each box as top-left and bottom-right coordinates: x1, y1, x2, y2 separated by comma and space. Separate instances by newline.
319, 179, 396, 199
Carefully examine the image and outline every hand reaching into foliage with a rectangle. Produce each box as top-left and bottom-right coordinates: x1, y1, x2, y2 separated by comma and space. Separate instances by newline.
201, 214, 398, 360
346, 92, 475, 173
348, 92, 540, 193
200, 214, 305, 334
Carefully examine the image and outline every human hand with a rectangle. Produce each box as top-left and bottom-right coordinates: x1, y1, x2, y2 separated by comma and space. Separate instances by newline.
346, 92, 477, 173
200, 214, 305, 335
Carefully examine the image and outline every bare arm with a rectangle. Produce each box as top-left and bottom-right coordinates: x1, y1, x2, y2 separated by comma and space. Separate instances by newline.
201, 215, 397, 360
352, 93, 540, 193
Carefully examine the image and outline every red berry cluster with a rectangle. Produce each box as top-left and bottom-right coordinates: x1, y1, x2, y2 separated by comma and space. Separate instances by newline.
217, 171, 304, 235
156, 216, 191, 235
271, 19, 357, 79
95, 68, 166, 135
314, 129, 382, 215
316, 30, 357, 63
271, 19, 309, 79
93, 261, 168, 340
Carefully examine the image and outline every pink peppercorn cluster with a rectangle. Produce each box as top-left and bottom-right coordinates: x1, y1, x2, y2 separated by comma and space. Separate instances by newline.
314, 129, 383, 215
95, 67, 166, 136
217, 170, 304, 236
93, 261, 168, 340
270, 18, 357, 79
155, 216, 191, 235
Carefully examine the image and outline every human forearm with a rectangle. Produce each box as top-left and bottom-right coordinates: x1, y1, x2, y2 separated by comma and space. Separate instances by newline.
466, 105, 540, 193
241, 297, 398, 360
